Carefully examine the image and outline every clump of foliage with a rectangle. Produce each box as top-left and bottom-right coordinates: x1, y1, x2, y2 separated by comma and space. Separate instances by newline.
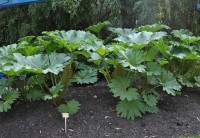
88, 23, 199, 119
0, 22, 199, 120
0, 30, 101, 115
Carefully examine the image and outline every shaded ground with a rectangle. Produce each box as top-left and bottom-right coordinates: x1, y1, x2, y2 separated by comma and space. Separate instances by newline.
0, 81, 200, 138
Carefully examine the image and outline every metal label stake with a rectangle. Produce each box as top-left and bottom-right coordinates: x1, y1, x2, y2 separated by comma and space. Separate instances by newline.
62, 113, 69, 133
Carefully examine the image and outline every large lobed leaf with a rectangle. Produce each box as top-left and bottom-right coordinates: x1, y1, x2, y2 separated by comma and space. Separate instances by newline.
158, 70, 182, 95
116, 99, 147, 120
0, 44, 17, 67
114, 31, 166, 45
2, 53, 70, 76
95, 45, 113, 57
0, 91, 20, 112
195, 76, 200, 87
119, 49, 146, 72
44, 30, 102, 52
142, 94, 159, 113
146, 62, 162, 76
19, 36, 35, 43
142, 94, 158, 107
16, 46, 42, 56
109, 27, 137, 36
172, 29, 200, 44
71, 68, 98, 84
86, 21, 110, 34
177, 75, 194, 88
172, 29, 193, 38
136, 24, 170, 32
26, 89, 45, 101
167, 42, 200, 60
108, 77, 139, 101
145, 46, 158, 61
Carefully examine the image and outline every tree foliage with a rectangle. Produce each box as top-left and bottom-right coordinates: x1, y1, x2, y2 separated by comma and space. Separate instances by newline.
134, 0, 200, 34
0, 0, 200, 45
0, 0, 122, 45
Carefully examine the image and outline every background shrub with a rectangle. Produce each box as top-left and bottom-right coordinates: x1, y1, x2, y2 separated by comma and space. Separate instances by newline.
0, 0, 199, 45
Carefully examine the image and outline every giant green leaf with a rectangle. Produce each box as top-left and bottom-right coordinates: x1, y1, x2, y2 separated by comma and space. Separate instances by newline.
89, 53, 102, 65
71, 68, 98, 84
114, 31, 166, 45
37, 36, 61, 52
177, 75, 193, 88
108, 77, 139, 101
81, 38, 103, 51
119, 49, 146, 72
143, 94, 159, 113
2, 53, 70, 75
2, 53, 46, 75
37, 36, 52, 47
0, 44, 17, 67
185, 53, 200, 60
142, 94, 158, 107
16, 46, 42, 56
136, 24, 170, 32
147, 75, 159, 85
0, 44, 18, 55
195, 76, 200, 87
46, 52, 70, 74
44, 30, 100, 52
146, 62, 162, 76
152, 40, 170, 58
172, 29, 200, 44
168, 45, 191, 59
0, 90, 20, 112
158, 70, 182, 95
86, 21, 110, 34
145, 46, 158, 61
45, 30, 94, 43
26, 89, 45, 101
19, 36, 35, 43
172, 29, 193, 38
109, 27, 137, 36
181, 36, 200, 44
116, 99, 147, 120
96, 45, 113, 57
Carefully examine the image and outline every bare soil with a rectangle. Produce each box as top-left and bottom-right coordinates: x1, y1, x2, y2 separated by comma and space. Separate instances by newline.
0, 81, 200, 138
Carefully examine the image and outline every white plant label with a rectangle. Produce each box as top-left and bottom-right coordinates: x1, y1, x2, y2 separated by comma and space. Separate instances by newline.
62, 113, 69, 133
62, 113, 69, 118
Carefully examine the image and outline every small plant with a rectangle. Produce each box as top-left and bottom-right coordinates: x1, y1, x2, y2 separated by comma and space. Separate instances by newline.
58, 99, 81, 115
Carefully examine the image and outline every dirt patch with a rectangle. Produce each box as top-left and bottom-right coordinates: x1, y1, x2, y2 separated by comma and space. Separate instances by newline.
0, 81, 200, 138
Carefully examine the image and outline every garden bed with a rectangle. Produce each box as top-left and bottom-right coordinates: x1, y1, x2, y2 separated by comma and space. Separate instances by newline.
0, 80, 200, 138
